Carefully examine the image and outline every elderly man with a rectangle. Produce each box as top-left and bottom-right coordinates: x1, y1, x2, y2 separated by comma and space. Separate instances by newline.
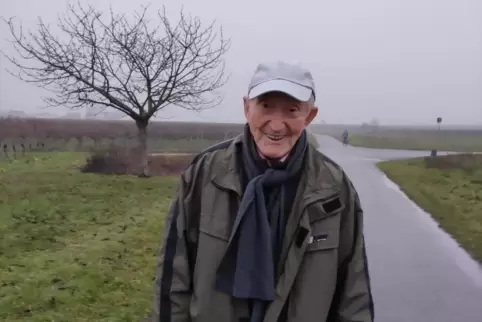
152, 61, 374, 322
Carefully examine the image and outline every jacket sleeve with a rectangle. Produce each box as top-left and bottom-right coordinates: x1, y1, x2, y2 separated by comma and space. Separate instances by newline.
330, 175, 375, 322
151, 168, 196, 322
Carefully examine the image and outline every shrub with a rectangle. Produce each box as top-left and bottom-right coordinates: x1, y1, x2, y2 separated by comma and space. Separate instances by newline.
81, 147, 131, 175
81, 148, 194, 176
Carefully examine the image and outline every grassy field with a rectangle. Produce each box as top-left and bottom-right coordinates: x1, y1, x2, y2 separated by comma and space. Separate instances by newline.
378, 154, 482, 263
347, 134, 482, 152
0, 153, 176, 321
0, 116, 320, 161
0, 118, 244, 159
4, 117, 481, 154
308, 123, 482, 152
0, 132, 319, 321
0, 135, 230, 156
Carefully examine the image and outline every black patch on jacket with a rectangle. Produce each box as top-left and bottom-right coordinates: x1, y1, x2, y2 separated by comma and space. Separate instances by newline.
295, 227, 309, 248
322, 197, 342, 214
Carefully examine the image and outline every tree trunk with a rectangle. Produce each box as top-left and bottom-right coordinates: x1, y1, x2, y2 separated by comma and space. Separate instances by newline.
136, 120, 149, 177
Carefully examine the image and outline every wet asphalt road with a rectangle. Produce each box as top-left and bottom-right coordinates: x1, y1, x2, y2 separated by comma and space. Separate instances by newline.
315, 135, 482, 322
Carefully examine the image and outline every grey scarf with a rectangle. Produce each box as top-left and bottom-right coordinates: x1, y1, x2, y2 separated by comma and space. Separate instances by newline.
216, 124, 308, 322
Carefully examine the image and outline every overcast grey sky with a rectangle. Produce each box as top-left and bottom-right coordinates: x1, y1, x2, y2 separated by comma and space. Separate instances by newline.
1, 0, 481, 125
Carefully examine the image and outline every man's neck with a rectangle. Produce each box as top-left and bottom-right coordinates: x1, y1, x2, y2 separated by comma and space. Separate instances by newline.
257, 149, 289, 167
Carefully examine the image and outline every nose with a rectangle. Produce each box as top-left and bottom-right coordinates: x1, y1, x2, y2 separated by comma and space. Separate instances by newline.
268, 119, 286, 132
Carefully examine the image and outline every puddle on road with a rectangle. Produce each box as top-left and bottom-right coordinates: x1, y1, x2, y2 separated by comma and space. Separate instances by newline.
381, 173, 482, 288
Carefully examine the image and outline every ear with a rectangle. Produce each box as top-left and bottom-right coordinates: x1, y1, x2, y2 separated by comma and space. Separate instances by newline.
243, 96, 250, 118
304, 106, 318, 126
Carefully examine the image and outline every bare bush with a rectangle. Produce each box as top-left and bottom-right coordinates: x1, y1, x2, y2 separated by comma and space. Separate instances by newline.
81, 146, 194, 176
81, 147, 131, 175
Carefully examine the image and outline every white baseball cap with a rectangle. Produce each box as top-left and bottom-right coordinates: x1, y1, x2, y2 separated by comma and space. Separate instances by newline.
247, 61, 316, 102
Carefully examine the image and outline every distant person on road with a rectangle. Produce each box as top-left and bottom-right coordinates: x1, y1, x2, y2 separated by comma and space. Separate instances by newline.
342, 128, 349, 146
151, 61, 374, 322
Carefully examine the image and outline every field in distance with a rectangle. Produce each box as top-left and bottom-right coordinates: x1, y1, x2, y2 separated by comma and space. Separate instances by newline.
0, 118, 246, 156
310, 123, 482, 152
2, 118, 482, 155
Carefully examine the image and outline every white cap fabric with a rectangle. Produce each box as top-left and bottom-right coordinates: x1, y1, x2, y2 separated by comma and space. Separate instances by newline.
247, 61, 316, 102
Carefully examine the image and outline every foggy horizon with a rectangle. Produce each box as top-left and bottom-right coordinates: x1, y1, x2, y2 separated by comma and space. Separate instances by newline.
1, 0, 481, 126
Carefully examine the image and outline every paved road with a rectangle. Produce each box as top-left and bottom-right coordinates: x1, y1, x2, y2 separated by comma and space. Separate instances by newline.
315, 135, 482, 322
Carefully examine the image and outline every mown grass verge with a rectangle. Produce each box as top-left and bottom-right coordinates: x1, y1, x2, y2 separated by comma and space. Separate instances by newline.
378, 154, 482, 263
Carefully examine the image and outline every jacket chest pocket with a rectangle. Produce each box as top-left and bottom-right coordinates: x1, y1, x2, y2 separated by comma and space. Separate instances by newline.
195, 187, 239, 271
305, 196, 344, 253
198, 189, 238, 243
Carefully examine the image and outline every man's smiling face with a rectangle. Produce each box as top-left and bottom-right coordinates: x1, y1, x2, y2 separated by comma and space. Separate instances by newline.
244, 91, 318, 159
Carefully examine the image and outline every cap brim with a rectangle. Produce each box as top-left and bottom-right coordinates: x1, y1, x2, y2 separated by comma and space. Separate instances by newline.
248, 79, 312, 101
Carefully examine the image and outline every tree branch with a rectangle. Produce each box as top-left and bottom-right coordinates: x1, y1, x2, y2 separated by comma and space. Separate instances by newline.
1, 2, 230, 123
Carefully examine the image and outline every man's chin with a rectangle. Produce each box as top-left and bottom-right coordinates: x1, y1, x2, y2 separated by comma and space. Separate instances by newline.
257, 147, 290, 160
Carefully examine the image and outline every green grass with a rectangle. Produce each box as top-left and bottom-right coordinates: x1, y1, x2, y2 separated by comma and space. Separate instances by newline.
344, 134, 482, 152
1, 133, 317, 321
378, 155, 482, 263
0, 153, 176, 321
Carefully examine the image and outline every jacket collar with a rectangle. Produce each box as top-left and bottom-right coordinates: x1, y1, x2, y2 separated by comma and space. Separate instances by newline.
211, 133, 340, 201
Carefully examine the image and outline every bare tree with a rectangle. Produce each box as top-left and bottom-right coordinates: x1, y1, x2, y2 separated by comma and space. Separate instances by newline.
2, 3, 230, 176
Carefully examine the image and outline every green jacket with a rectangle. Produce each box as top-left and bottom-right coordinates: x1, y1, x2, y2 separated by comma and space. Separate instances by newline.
151, 135, 374, 322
